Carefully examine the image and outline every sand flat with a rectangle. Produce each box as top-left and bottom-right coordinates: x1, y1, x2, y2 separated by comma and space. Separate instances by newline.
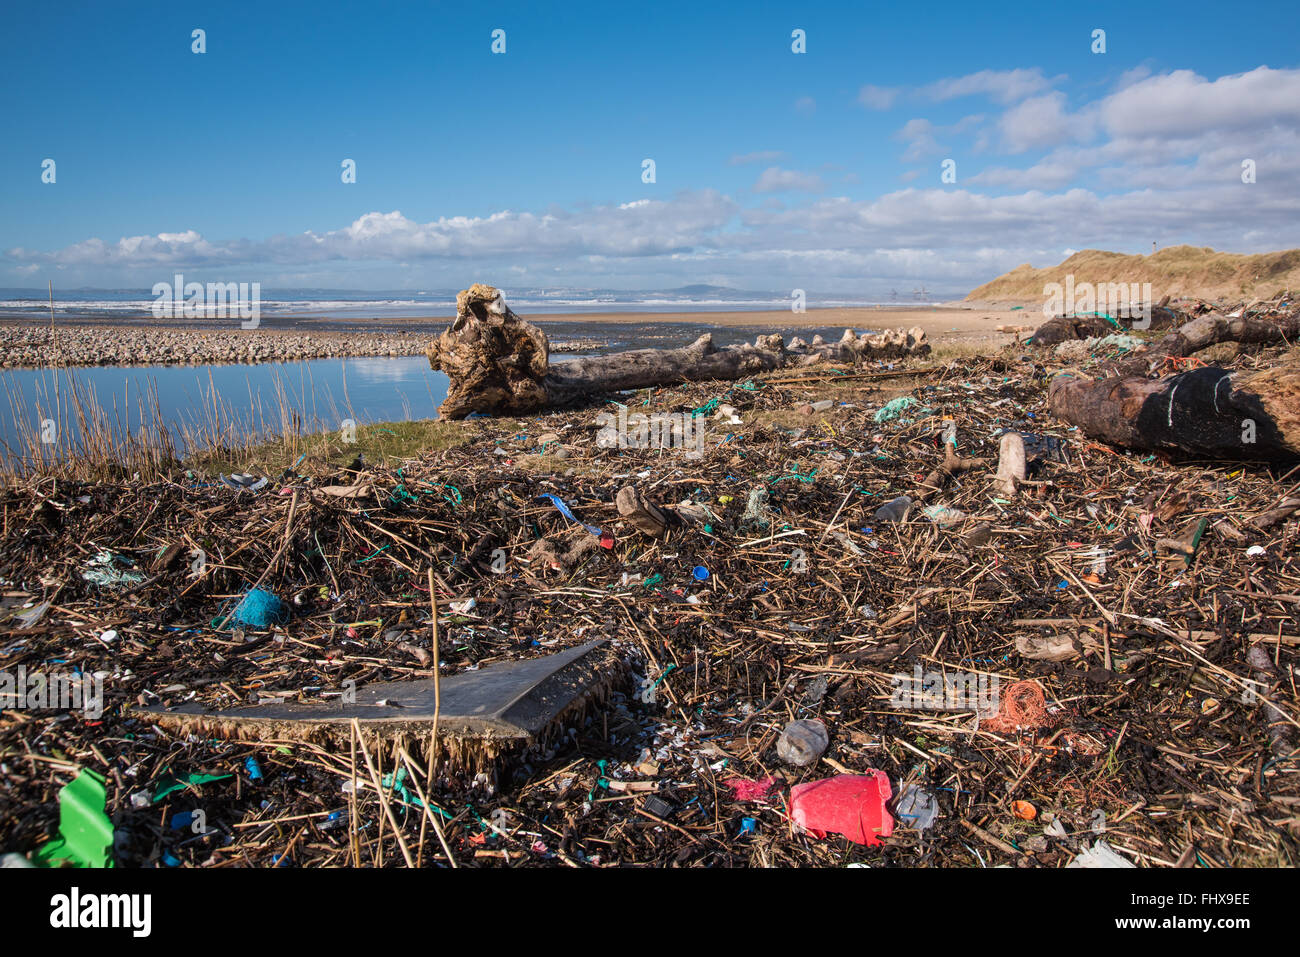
326, 305, 1038, 343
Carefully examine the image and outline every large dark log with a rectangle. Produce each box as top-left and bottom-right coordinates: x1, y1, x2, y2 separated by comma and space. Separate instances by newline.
1046, 300, 1300, 460
1048, 364, 1300, 460
428, 284, 929, 418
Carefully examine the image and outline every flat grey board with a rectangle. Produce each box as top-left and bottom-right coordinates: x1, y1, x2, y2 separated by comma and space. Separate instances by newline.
141, 639, 613, 739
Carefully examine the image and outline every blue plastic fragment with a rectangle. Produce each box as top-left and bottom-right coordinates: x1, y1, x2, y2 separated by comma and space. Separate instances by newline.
536, 493, 601, 536
230, 588, 290, 628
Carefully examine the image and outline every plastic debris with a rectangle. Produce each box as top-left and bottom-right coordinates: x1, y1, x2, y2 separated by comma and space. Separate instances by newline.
776, 718, 829, 767
79, 551, 146, 589
221, 472, 269, 493
789, 771, 894, 846
1015, 633, 1079, 661
228, 588, 290, 629
1014, 432, 1070, 465
921, 503, 966, 527
1066, 839, 1135, 868
874, 396, 920, 423
13, 601, 50, 629
982, 680, 1051, 733
873, 495, 912, 522
894, 783, 939, 832
151, 771, 233, 804
642, 795, 674, 819
742, 486, 775, 527
536, 493, 602, 536
725, 777, 779, 802
33, 769, 115, 869
800, 399, 835, 414
1095, 333, 1143, 353
1012, 800, 1037, 820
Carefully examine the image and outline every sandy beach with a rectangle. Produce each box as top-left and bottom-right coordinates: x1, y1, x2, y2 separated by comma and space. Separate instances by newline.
298, 304, 1037, 344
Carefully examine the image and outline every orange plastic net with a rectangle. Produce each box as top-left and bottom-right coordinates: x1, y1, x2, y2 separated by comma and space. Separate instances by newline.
983, 680, 1051, 734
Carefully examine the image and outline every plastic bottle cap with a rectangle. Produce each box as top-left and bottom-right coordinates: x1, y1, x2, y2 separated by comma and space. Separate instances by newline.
692, 566, 709, 581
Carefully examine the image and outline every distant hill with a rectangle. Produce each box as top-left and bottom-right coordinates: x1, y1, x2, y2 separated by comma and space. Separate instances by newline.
965, 246, 1300, 304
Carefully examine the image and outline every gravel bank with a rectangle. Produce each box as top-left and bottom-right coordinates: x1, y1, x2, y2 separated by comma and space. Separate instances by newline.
0, 325, 602, 368
0, 326, 429, 368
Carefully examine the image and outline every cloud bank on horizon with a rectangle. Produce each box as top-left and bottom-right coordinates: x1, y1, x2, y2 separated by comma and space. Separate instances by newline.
3, 3, 1297, 294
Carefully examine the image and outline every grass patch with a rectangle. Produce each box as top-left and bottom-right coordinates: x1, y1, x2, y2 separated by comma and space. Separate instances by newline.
189, 418, 480, 476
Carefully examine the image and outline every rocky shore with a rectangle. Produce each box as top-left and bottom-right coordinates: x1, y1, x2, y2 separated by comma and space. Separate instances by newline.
0, 325, 601, 369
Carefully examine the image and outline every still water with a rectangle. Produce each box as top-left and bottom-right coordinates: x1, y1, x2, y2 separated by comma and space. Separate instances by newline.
0, 357, 450, 465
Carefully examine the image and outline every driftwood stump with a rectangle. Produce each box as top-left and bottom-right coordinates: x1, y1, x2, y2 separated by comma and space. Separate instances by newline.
426, 283, 551, 419
428, 284, 930, 418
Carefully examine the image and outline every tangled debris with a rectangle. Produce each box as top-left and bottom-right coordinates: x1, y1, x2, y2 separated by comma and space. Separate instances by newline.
1, 325, 1298, 868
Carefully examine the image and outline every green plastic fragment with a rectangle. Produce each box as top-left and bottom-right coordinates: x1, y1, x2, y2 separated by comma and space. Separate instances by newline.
380, 767, 424, 809
79, 551, 146, 589
33, 769, 114, 869
770, 465, 818, 485
873, 396, 930, 424
151, 771, 233, 803
691, 397, 721, 416
1184, 518, 1209, 567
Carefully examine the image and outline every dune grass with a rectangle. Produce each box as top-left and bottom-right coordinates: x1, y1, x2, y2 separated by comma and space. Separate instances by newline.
968, 245, 1300, 303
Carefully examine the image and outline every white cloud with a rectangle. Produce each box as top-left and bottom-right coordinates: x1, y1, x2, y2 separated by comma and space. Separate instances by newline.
998, 92, 1089, 153
1098, 66, 1300, 138
895, 118, 946, 162
969, 156, 1085, 190
728, 150, 786, 166
858, 84, 899, 109
751, 167, 826, 194
10, 176, 1298, 292
922, 68, 1061, 104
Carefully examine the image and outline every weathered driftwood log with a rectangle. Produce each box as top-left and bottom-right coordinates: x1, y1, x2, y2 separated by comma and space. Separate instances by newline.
1031, 306, 1184, 346
428, 284, 929, 418
1049, 364, 1300, 460
1097, 309, 1300, 379
1047, 303, 1300, 460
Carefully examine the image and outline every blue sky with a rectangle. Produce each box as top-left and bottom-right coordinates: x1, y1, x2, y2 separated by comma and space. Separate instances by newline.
2, 0, 1298, 293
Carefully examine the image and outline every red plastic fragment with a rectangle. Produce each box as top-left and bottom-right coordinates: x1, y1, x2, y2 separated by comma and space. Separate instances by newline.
789, 771, 894, 846
725, 776, 778, 802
